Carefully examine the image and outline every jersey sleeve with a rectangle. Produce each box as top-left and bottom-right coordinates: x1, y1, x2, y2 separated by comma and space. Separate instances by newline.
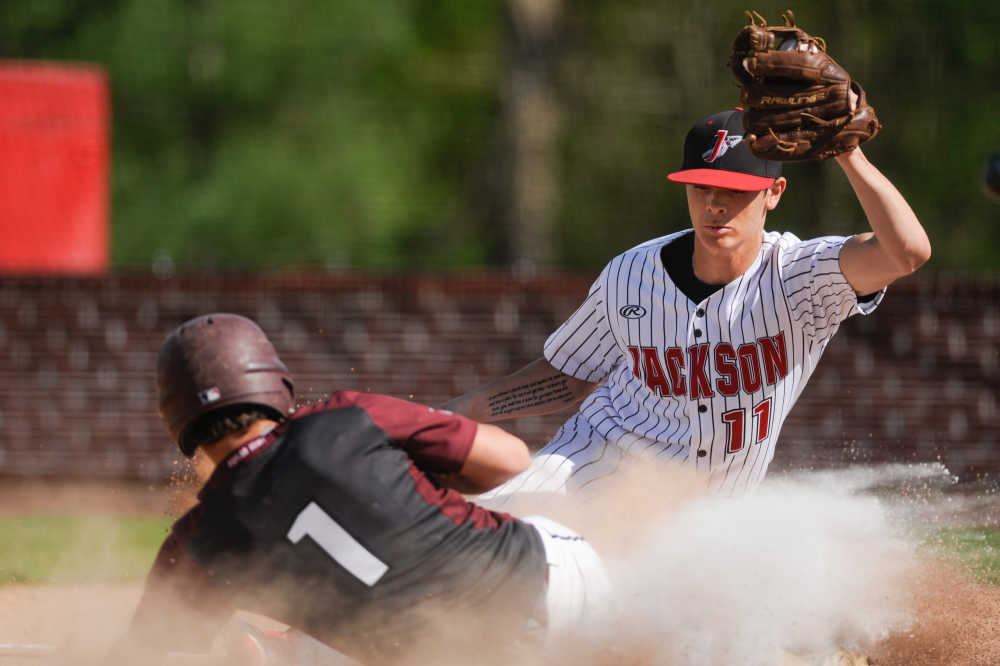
780, 235, 886, 341
319, 391, 478, 474
543, 265, 620, 382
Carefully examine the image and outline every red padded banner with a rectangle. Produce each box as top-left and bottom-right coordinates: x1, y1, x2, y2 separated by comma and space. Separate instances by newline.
0, 61, 109, 274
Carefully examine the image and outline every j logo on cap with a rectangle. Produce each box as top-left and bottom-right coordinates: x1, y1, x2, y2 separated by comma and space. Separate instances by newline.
702, 130, 745, 163
667, 109, 782, 191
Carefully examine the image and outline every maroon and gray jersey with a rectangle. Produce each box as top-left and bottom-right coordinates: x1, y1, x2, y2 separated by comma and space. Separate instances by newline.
127, 391, 547, 662
485, 229, 883, 499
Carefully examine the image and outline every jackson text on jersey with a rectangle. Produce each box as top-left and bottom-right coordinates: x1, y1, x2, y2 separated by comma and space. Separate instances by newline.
626, 333, 788, 400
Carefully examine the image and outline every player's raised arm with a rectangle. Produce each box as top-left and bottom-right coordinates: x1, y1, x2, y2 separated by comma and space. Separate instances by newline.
836, 147, 931, 295
442, 357, 600, 423
729, 11, 930, 296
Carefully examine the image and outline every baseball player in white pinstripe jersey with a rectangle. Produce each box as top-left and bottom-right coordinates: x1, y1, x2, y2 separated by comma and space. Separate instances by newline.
446, 108, 930, 501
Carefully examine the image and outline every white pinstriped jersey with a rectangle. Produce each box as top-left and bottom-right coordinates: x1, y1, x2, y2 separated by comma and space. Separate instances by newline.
484, 229, 883, 500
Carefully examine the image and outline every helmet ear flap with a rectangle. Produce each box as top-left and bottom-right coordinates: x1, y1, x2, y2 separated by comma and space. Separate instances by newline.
157, 313, 295, 456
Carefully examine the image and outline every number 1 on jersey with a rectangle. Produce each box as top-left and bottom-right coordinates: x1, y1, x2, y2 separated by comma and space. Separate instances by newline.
722, 397, 772, 454
287, 501, 389, 586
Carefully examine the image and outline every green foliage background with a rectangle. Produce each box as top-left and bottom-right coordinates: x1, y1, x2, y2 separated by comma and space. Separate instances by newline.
2, 0, 998, 271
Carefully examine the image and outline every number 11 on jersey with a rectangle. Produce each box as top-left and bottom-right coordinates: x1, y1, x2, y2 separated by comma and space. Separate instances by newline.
721, 397, 772, 454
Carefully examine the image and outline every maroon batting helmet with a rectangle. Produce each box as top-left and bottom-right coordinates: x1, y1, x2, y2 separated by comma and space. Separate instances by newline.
157, 313, 295, 456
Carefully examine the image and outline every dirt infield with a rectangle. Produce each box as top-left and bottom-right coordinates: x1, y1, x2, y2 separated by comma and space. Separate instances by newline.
872, 563, 1000, 666
1, 572, 999, 665
0, 474, 206, 518
0, 583, 141, 660
0, 479, 172, 516
2, 476, 1000, 665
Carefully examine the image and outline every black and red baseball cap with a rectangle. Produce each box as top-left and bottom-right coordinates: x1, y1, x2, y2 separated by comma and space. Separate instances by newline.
667, 108, 782, 191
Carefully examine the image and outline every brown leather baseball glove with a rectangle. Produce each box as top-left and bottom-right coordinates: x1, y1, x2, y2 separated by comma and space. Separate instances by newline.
729, 10, 881, 161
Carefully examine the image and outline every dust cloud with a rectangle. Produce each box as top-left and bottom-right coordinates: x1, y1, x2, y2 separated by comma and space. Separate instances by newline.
3, 463, 1000, 665
600, 465, 918, 666
494, 460, 998, 666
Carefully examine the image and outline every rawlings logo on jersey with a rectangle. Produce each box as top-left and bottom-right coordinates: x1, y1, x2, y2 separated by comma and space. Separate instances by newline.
626, 331, 789, 400
619, 305, 647, 319
701, 129, 744, 163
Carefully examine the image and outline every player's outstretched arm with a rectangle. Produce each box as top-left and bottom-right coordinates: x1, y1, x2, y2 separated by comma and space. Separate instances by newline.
442, 423, 532, 495
836, 147, 932, 295
442, 358, 600, 423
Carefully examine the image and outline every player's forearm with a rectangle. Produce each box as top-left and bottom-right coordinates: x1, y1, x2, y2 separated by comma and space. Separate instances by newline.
442, 358, 598, 422
836, 148, 931, 276
449, 423, 531, 493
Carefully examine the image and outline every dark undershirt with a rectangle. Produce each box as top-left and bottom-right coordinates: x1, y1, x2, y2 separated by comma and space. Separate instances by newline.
660, 231, 878, 304
660, 232, 722, 304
